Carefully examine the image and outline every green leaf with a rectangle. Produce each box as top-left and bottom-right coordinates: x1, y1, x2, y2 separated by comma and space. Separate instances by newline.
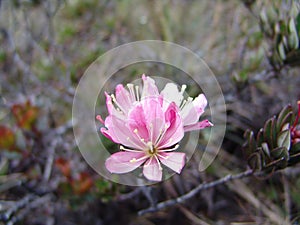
277, 129, 291, 150
243, 130, 256, 157
263, 117, 276, 149
296, 13, 300, 34
287, 18, 299, 50
261, 142, 271, 158
289, 18, 298, 34
277, 105, 292, 122
278, 41, 287, 60
270, 147, 289, 160
248, 152, 263, 171
277, 111, 293, 131
256, 129, 264, 146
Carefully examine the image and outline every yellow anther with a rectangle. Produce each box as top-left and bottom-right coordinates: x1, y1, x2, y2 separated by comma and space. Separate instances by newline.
130, 158, 137, 163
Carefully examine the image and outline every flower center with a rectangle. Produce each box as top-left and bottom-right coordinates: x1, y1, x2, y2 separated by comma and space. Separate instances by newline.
146, 141, 158, 156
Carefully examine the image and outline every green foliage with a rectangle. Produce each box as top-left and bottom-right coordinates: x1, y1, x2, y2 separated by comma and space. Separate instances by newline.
243, 104, 300, 172
257, 1, 300, 70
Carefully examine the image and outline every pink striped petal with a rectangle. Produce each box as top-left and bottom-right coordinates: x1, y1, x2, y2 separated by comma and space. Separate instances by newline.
101, 127, 119, 143
115, 84, 134, 114
143, 157, 162, 181
141, 74, 159, 98
128, 103, 149, 141
184, 119, 213, 132
159, 152, 186, 174
105, 152, 146, 174
142, 98, 165, 142
104, 115, 145, 149
158, 102, 184, 148
105, 92, 124, 119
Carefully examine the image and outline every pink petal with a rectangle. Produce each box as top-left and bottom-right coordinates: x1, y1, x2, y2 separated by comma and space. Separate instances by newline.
115, 84, 134, 114
142, 98, 165, 142
158, 102, 184, 148
159, 152, 186, 173
161, 83, 184, 109
101, 127, 119, 143
181, 94, 208, 126
105, 152, 146, 174
105, 92, 124, 119
128, 103, 149, 141
143, 157, 162, 181
141, 74, 159, 98
104, 115, 145, 149
184, 119, 213, 132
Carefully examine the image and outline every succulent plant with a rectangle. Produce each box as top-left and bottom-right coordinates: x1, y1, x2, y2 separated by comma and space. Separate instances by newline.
243, 102, 300, 172
256, 1, 300, 70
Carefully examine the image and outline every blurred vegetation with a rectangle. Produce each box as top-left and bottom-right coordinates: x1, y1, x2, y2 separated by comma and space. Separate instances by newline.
0, 0, 300, 224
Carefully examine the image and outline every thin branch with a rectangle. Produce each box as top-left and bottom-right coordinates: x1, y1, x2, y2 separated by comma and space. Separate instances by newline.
43, 138, 59, 182
117, 187, 143, 201
1, 194, 35, 222
5, 194, 53, 225
138, 169, 254, 216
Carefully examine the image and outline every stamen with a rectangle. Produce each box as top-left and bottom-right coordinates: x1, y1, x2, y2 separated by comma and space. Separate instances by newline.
129, 155, 149, 163
180, 100, 187, 109
153, 155, 163, 171
127, 83, 136, 102
131, 129, 148, 147
111, 94, 126, 113
120, 145, 142, 153
135, 86, 140, 102
144, 157, 153, 167
126, 137, 147, 149
158, 144, 179, 152
154, 124, 169, 146
147, 141, 154, 153
181, 84, 187, 94
157, 153, 169, 160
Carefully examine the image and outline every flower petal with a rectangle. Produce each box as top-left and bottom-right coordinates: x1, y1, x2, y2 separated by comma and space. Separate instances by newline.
105, 152, 146, 174
161, 83, 184, 109
142, 98, 165, 142
184, 119, 213, 132
115, 84, 134, 114
143, 157, 162, 181
159, 152, 186, 173
104, 115, 146, 149
141, 74, 159, 98
101, 127, 118, 143
105, 92, 124, 119
158, 102, 184, 148
128, 103, 149, 141
181, 94, 208, 126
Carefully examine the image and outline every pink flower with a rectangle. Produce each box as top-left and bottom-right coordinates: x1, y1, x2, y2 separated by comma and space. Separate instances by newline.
160, 82, 213, 132
291, 101, 300, 144
97, 75, 212, 181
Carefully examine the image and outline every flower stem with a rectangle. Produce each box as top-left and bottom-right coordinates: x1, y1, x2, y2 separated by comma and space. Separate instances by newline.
138, 169, 254, 216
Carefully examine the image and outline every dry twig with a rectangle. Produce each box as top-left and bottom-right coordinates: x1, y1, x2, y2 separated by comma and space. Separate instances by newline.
138, 169, 254, 215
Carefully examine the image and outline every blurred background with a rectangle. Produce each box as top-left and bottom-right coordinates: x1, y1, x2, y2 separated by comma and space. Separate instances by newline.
0, 0, 300, 224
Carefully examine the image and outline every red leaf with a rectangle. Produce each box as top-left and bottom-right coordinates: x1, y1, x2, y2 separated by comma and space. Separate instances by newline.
11, 100, 39, 130
0, 125, 15, 150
